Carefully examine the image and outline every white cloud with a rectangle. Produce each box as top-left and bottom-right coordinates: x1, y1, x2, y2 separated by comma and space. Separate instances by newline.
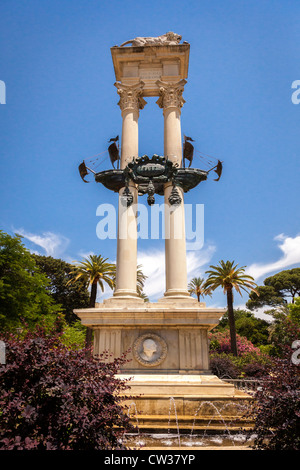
246, 233, 300, 280
77, 250, 95, 260
138, 243, 216, 301
15, 229, 70, 258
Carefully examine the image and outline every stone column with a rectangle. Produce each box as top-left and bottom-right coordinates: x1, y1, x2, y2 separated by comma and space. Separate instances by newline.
156, 79, 190, 298
113, 81, 146, 298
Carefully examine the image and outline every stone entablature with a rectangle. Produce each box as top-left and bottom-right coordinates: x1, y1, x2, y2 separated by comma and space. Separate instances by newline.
111, 43, 190, 97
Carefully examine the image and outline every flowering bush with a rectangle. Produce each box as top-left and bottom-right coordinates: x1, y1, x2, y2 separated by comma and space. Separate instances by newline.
210, 351, 271, 379
209, 330, 261, 356
248, 356, 300, 450
0, 327, 135, 450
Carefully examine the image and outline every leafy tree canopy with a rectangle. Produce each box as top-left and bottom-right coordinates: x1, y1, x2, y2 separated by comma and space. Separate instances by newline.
32, 254, 90, 324
264, 268, 300, 303
246, 268, 300, 310
0, 231, 60, 331
216, 309, 270, 347
246, 285, 286, 311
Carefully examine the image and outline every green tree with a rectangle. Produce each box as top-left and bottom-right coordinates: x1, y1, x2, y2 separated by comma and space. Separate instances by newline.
32, 254, 90, 324
136, 264, 148, 299
68, 255, 116, 347
246, 285, 285, 311
264, 298, 300, 357
0, 231, 60, 331
264, 268, 300, 304
204, 260, 258, 356
188, 277, 211, 302
112, 264, 148, 300
216, 309, 270, 347
288, 296, 300, 324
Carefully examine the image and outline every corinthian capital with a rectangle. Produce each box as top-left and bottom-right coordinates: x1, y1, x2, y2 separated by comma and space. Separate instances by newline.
115, 81, 147, 113
156, 79, 187, 110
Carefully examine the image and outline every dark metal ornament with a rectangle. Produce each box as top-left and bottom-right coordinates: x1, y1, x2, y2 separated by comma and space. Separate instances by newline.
78, 161, 89, 183
183, 140, 194, 168
93, 154, 209, 199
108, 141, 120, 168
146, 180, 155, 206
121, 185, 134, 207
168, 185, 182, 206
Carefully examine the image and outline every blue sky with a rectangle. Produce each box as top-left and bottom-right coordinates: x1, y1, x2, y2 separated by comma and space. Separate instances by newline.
0, 0, 300, 310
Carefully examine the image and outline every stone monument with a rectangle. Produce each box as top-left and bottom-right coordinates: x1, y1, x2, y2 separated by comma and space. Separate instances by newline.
75, 33, 249, 431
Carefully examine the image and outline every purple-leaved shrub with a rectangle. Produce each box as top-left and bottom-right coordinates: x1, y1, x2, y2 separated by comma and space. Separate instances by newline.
0, 326, 136, 450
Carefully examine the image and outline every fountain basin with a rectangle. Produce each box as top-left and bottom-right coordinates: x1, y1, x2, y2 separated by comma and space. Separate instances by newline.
121, 374, 253, 436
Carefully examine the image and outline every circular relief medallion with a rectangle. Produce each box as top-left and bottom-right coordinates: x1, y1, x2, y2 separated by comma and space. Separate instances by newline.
133, 333, 168, 367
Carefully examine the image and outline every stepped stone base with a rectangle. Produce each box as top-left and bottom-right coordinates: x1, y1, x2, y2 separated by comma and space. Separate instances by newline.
120, 373, 253, 433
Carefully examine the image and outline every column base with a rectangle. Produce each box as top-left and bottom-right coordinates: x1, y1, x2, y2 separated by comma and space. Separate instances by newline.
113, 289, 142, 299
161, 289, 194, 301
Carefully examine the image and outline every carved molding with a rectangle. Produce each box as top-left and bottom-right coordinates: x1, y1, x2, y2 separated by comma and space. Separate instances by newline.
156, 79, 187, 110
115, 81, 147, 113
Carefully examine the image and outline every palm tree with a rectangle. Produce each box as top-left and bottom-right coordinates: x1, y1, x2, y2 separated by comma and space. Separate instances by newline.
188, 277, 211, 302
68, 254, 116, 347
111, 264, 148, 299
137, 264, 148, 298
204, 260, 258, 356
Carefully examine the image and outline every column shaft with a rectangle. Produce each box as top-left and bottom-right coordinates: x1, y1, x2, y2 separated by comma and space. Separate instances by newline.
157, 79, 190, 298
113, 81, 146, 298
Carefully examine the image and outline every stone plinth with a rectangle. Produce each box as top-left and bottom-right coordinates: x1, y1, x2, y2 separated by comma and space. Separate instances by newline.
75, 298, 225, 374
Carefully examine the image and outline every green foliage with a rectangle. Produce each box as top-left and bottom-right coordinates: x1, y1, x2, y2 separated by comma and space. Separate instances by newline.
61, 320, 87, 349
0, 231, 60, 331
246, 285, 285, 310
247, 268, 300, 310
188, 277, 211, 301
136, 264, 148, 298
68, 254, 116, 308
32, 254, 90, 324
216, 309, 270, 347
288, 297, 300, 324
266, 304, 300, 357
209, 352, 272, 379
204, 260, 258, 296
264, 268, 300, 303
205, 260, 257, 356
69, 254, 116, 294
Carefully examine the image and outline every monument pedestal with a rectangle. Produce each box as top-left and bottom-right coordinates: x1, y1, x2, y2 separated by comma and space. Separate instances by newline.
75, 297, 225, 376
75, 298, 251, 432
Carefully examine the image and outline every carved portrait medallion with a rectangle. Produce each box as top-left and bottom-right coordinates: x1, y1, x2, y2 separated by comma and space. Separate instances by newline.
133, 333, 168, 367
